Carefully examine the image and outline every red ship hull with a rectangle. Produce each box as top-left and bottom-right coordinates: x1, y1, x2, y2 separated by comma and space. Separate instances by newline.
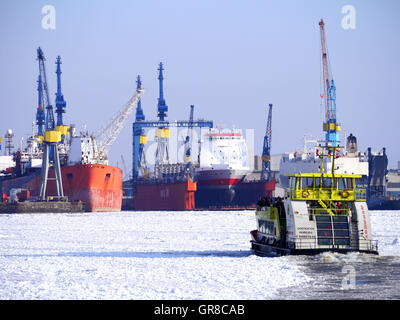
131, 178, 197, 211
1, 164, 122, 212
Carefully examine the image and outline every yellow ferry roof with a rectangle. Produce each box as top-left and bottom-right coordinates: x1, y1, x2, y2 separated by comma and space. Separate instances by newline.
286, 172, 363, 179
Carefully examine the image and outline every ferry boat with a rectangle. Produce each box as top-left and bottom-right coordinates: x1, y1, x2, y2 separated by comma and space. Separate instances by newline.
250, 145, 379, 256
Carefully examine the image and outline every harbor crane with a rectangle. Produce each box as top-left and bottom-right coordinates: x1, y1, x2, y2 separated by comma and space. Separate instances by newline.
55, 56, 69, 138
132, 63, 213, 186
36, 75, 45, 141
133, 75, 149, 179
37, 47, 64, 200
183, 105, 194, 170
155, 62, 170, 166
93, 86, 144, 164
319, 19, 340, 146
261, 104, 273, 181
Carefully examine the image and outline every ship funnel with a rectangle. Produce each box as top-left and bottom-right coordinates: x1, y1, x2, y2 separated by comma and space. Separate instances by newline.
346, 133, 358, 154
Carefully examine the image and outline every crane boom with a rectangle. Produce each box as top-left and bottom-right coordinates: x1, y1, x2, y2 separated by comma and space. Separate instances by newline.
36, 74, 45, 138
37, 47, 55, 131
319, 19, 330, 121
319, 19, 340, 146
95, 88, 144, 161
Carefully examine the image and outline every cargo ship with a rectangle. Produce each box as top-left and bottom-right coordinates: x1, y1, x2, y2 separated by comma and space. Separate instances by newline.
194, 128, 250, 207
130, 171, 197, 211
0, 47, 143, 212
123, 63, 275, 211
194, 128, 275, 209
0, 128, 124, 212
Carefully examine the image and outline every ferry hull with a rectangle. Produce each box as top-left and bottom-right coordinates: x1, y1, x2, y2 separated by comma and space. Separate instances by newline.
250, 239, 379, 257
1, 164, 122, 212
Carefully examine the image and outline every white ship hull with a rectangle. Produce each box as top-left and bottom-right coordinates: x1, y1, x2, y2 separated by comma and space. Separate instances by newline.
279, 155, 368, 188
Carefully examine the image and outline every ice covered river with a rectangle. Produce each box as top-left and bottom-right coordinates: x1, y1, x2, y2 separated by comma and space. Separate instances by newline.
0, 210, 399, 299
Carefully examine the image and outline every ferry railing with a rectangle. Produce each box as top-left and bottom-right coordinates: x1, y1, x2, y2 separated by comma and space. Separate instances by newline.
287, 237, 378, 252
307, 208, 351, 216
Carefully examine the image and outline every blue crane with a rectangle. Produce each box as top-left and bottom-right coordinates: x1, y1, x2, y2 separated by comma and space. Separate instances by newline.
132, 75, 148, 181
261, 104, 273, 181
37, 47, 64, 200
319, 19, 340, 146
157, 62, 168, 121
132, 64, 213, 187
155, 62, 170, 165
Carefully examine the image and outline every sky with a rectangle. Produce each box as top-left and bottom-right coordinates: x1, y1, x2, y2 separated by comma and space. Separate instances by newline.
0, 0, 399, 170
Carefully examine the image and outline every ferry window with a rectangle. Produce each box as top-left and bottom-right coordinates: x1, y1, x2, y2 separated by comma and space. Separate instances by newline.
315, 178, 321, 188
317, 230, 332, 237
322, 177, 332, 188
332, 178, 338, 189
333, 216, 347, 222
334, 238, 350, 246
316, 222, 332, 230
302, 178, 313, 189
334, 229, 349, 237
346, 178, 353, 189
338, 178, 345, 189
289, 177, 295, 190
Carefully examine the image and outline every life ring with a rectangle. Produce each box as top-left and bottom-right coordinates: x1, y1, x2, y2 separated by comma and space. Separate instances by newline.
342, 190, 350, 198
302, 190, 310, 198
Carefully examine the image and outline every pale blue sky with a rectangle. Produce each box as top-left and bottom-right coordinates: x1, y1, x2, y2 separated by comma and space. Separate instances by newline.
1, 0, 399, 169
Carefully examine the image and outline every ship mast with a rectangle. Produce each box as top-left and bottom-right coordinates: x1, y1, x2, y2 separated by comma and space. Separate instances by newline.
155, 62, 170, 165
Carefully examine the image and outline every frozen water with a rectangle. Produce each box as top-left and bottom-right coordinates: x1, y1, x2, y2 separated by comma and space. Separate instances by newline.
0, 210, 398, 299
0, 210, 309, 299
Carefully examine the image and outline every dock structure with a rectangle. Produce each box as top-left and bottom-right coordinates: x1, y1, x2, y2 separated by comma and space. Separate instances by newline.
0, 201, 84, 214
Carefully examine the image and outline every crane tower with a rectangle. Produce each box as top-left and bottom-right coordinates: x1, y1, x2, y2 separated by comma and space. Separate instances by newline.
319, 19, 340, 146
155, 62, 170, 166
261, 104, 273, 181
37, 47, 64, 200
